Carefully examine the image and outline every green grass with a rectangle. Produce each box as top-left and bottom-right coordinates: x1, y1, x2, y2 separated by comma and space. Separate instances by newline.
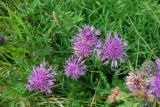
0, 0, 160, 106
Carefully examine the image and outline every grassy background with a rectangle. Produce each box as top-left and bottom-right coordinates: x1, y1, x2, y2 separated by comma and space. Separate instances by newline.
0, 0, 160, 106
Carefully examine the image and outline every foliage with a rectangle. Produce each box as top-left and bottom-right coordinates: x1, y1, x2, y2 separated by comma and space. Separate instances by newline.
0, 0, 160, 106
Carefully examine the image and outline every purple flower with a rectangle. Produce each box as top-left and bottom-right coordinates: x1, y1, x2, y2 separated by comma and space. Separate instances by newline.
126, 72, 145, 92
27, 62, 56, 94
147, 74, 160, 97
71, 25, 101, 58
65, 56, 86, 80
73, 42, 93, 58
141, 59, 158, 78
77, 25, 100, 44
144, 58, 160, 96
99, 32, 127, 67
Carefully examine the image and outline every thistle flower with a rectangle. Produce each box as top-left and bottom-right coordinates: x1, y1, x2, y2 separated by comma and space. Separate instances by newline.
99, 32, 127, 67
78, 25, 100, 44
147, 74, 160, 97
73, 42, 93, 58
65, 56, 86, 80
146, 58, 160, 97
71, 25, 101, 57
141, 59, 158, 77
107, 87, 121, 103
27, 62, 56, 94
111, 87, 121, 95
126, 72, 145, 92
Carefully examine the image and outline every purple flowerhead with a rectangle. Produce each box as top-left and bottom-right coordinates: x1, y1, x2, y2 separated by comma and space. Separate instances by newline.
147, 74, 160, 97
141, 59, 158, 78
27, 62, 56, 94
77, 24, 101, 44
73, 42, 93, 58
126, 72, 145, 92
65, 56, 86, 80
99, 32, 127, 67
71, 25, 101, 58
